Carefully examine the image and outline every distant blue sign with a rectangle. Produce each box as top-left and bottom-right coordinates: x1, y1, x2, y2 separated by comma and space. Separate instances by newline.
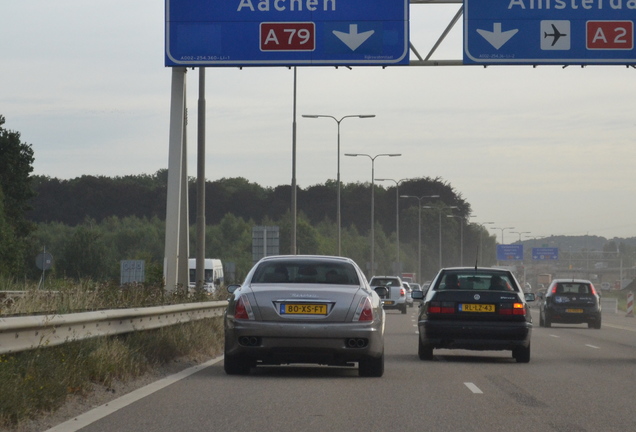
165, 0, 409, 66
464, 0, 636, 65
497, 244, 523, 261
532, 247, 559, 260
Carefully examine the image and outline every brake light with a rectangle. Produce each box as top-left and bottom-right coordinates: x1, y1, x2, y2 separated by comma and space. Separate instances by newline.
354, 297, 374, 322
551, 285, 558, 294
234, 296, 254, 320
428, 301, 455, 314
499, 303, 526, 316
590, 284, 597, 295
400, 288, 405, 297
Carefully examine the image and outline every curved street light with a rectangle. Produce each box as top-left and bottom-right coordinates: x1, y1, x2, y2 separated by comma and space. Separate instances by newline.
376, 178, 408, 274
473, 221, 494, 264
491, 226, 516, 244
302, 114, 375, 255
422, 205, 458, 269
400, 194, 439, 281
346, 153, 401, 277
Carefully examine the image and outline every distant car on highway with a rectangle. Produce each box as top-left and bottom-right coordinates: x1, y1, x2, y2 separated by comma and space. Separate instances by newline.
403, 282, 414, 308
411, 267, 535, 362
224, 255, 386, 376
539, 279, 601, 329
369, 276, 408, 314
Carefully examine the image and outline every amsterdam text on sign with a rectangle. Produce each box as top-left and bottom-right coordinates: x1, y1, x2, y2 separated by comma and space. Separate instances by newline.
464, 0, 636, 64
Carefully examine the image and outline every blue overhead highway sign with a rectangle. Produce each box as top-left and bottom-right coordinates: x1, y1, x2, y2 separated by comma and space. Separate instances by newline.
497, 244, 524, 261
165, 0, 409, 66
464, 0, 636, 65
532, 247, 559, 260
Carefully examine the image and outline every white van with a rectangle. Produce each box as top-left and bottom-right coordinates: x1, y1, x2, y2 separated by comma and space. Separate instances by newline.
188, 258, 224, 293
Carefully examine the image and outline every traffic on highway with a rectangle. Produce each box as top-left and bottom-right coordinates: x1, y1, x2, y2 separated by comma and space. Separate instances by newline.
50, 298, 636, 432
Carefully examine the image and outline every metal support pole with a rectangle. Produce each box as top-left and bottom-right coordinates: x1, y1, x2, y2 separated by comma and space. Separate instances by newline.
291, 68, 297, 255
195, 67, 206, 291
164, 68, 187, 292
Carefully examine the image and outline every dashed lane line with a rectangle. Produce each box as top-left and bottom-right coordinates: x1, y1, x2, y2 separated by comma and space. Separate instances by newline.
464, 382, 483, 394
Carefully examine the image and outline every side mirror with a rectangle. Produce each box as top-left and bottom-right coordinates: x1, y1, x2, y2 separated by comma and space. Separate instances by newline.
227, 284, 241, 294
524, 292, 536, 302
411, 290, 424, 300
374, 286, 389, 299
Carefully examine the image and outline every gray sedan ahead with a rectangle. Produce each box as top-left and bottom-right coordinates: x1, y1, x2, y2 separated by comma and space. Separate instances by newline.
224, 255, 386, 377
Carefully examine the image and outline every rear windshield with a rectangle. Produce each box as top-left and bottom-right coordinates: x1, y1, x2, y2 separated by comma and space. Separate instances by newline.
554, 283, 593, 294
252, 261, 360, 285
437, 271, 517, 292
369, 278, 402, 287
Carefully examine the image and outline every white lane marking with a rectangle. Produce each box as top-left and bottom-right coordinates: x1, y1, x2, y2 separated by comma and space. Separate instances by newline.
464, 382, 483, 394
44, 356, 224, 432
549, 334, 560, 338
585, 344, 600, 349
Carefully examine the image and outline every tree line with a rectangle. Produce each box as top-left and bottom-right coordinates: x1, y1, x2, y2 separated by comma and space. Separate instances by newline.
23, 173, 497, 283
1, 115, 497, 284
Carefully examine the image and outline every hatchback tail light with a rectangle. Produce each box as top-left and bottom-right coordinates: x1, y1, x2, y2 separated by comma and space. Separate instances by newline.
234, 296, 255, 320
590, 284, 598, 295
354, 297, 374, 322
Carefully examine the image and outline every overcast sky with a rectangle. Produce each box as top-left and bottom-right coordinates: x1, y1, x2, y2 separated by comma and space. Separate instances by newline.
3, 1, 635, 241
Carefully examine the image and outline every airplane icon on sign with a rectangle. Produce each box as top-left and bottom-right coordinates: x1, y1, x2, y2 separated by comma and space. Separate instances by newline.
544, 24, 567, 47
540, 20, 570, 50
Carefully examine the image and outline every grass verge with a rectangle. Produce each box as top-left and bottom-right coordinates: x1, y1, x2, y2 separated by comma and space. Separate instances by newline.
0, 317, 223, 429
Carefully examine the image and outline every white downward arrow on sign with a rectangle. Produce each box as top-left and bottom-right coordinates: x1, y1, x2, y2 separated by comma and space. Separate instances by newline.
476, 23, 518, 50
333, 24, 374, 51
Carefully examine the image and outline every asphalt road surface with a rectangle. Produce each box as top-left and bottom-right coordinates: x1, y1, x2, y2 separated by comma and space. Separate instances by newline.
48, 305, 636, 432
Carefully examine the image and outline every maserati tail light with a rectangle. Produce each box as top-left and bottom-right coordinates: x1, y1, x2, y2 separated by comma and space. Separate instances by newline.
354, 297, 374, 322
234, 296, 255, 320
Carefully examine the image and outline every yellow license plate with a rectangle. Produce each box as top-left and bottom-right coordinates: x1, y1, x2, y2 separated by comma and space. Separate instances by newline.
282, 304, 328, 315
383, 300, 394, 305
566, 308, 584, 313
461, 303, 495, 312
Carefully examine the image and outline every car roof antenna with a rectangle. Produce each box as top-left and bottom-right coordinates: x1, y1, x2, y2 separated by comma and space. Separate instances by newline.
474, 245, 479, 270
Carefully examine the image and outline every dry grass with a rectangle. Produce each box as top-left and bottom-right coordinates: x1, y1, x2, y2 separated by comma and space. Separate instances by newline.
0, 277, 225, 428
0, 276, 226, 317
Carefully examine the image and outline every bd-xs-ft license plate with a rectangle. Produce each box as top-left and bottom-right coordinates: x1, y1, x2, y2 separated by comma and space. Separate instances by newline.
281, 304, 327, 315
566, 308, 584, 313
460, 303, 495, 312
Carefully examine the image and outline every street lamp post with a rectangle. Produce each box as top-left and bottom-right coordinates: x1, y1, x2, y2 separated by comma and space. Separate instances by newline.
491, 226, 516, 244
423, 205, 458, 269
377, 178, 407, 274
346, 153, 401, 277
474, 221, 494, 264
400, 194, 439, 281
510, 231, 531, 243
446, 214, 464, 267
302, 114, 375, 256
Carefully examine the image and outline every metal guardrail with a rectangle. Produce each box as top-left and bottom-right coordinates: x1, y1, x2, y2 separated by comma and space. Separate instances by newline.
0, 301, 228, 355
